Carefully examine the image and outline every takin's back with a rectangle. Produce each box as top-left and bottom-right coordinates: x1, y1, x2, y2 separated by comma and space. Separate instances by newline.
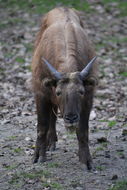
32, 7, 97, 93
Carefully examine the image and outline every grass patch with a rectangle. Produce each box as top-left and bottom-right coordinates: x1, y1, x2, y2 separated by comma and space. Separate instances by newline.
42, 182, 63, 190
15, 57, 25, 63
0, 17, 27, 29
101, 0, 127, 17
21, 170, 49, 179
108, 121, 117, 128
108, 180, 127, 190
9, 169, 50, 184
108, 36, 127, 44
4, 52, 14, 59
102, 142, 108, 148
47, 162, 60, 168
13, 147, 23, 153
99, 119, 108, 122
96, 146, 104, 152
24, 43, 33, 53
0, 22, 9, 29
0, 67, 5, 73
4, 164, 18, 170
116, 150, 124, 158
117, 1, 127, 17
8, 135, 17, 140
96, 165, 105, 171
95, 43, 105, 51
0, 0, 91, 14
99, 120, 117, 128
50, 182, 63, 189
119, 72, 127, 77
9, 169, 63, 189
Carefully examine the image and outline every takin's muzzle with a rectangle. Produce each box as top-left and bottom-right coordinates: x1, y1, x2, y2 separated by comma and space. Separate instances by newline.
64, 113, 80, 132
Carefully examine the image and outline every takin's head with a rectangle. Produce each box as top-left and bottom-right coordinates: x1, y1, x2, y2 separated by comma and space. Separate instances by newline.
42, 57, 97, 132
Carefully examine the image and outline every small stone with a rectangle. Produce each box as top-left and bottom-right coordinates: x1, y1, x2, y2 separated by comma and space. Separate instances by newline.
97, 137, 108, 143
111, 174, 118, 180
90, 110, 96, 120
25, 137, 31, 141
105, 151, 110, 158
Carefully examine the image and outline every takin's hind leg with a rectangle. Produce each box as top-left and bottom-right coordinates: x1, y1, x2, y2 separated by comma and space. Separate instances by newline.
47, 105, 58, 151
33, 95, 51, 163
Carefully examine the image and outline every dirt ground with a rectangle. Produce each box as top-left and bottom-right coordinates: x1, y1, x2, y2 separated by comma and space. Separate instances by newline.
0, 1, 127, 190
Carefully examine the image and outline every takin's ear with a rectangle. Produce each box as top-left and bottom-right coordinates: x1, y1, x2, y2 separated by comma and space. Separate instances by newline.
42, 78, 57, 87
84, 76, 98, 86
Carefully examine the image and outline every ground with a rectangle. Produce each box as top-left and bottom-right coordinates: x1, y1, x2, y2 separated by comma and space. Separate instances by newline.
0, 0, 127, 190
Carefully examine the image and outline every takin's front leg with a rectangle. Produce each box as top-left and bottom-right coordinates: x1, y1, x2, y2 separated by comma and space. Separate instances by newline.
33, 94, 51, 163
76, 113, 92, 170
47, 104, 58, 151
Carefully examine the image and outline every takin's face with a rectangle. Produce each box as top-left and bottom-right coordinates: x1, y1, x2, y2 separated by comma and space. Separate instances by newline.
42, 56, 97, 131
55, 72, 85, 131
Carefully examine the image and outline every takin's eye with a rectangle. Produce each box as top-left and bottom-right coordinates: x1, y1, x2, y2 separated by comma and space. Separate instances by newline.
56, 89, 62, 96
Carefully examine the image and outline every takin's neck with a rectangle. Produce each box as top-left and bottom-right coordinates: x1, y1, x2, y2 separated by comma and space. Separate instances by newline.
57, 55, 79, 73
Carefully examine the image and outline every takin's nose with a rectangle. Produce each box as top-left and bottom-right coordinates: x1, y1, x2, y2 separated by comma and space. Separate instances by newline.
64, 113, 79, 124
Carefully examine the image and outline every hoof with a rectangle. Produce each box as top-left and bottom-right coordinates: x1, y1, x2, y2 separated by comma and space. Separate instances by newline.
87, 160, 93, 170
38, 156, 46, 163
33, 151, 46, 164
47, 142, 56, 151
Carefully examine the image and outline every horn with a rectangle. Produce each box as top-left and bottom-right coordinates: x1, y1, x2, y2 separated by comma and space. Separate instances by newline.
42, 57, 62, 80
80, 56, 97, 79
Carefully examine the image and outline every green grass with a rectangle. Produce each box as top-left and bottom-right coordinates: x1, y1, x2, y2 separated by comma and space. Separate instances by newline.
13, 147, 23, 153
116, 150, 124, 158
0, 17, 27, 29
99, 120, 117, 128
15, 57, 25, 63
9, 169, 50, 184
96, 36, 127, 52
108, 121, 117, 128
21, 170, 49, 179
99, 119, 108, 122
9, 169, 63, 189
4, 164, 18, 170
0, 0, 91, 14
50, 182, 63, 189
24, 43, 33, 53
0, 67, 5, 73
96, 165, 105, 171
1, 0, 127, 18
117, 1, 127, 16
101, 0, 127, 16
119, 72, 127, 77
108, 36, 127, 44
108, 180, 127, 190
8, 135, 17, 140
96, 146, 104, 151
47, 162, 60, 168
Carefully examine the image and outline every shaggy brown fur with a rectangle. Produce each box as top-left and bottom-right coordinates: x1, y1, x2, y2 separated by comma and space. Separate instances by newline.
31, 7, 98, 170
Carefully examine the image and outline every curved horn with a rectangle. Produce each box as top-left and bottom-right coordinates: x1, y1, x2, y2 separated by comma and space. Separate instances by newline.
80, 56, 97, 79
42, 57, 62, 80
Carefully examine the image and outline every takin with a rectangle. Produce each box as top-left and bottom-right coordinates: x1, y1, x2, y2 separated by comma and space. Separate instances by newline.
32, 7, 98, 170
